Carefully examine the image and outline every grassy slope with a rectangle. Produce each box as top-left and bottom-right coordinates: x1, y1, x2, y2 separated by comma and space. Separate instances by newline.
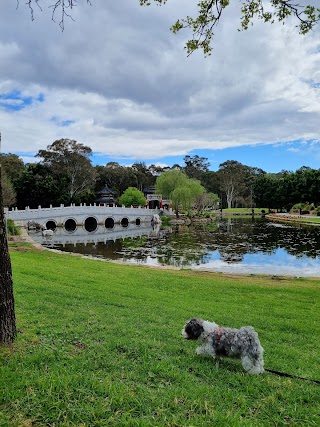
222, 208, 268, 213
267, 215, 320, 225
1, 245, 319, 426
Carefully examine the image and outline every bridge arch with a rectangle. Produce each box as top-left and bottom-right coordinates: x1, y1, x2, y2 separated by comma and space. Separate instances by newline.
84, 216, 98, 232
105, 217, 115, 229
121, 217, 129, 228
135, 218, 141, 226
45, 220, 57, 231
64, 218, 77, 232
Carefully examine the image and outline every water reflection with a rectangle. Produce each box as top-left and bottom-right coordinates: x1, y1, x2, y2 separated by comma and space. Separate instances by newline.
29, 224, 158, 248
29, 218, 320, 277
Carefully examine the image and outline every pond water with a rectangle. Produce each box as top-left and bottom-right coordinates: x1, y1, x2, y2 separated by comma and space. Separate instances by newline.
29, 218, 320, 277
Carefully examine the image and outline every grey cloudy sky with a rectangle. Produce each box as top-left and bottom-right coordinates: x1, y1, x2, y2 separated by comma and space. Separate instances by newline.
1, 0, 320, 171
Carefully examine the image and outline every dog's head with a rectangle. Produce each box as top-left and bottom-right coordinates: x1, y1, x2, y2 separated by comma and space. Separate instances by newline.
182, 318, 204, 340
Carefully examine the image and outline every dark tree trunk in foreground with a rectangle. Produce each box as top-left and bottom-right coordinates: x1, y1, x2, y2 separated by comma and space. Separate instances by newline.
0, 165, 16, 343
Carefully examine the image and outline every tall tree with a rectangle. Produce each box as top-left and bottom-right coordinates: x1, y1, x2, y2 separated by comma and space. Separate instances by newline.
156, 170, 204, 215
132, 162, 153, 191
2, 172, 16, 207
254, 167, 320, 210
14, 163, 65, 209
0, 165, 16, 343
217, 160, 249, 209
201, 170, 220, 195
148, 164, 164, 181
0, 154, 25, 183
95, 163, 137, 198
253, 173, 282, 209
194, 192, 220, 213
183, 155, 210, 181
243, 166, 266, 208
294, 166, 320, 205
37, 139, 97, 203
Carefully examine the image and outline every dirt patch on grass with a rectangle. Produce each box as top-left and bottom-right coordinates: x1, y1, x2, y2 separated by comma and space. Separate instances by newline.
9, 228, 46, 251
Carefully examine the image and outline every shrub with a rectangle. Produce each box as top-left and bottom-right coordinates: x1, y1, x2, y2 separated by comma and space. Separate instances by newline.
118, 187, 146, 207
291, 203, 312, 214
6, 219, 21, 236
159, 215, 171, 226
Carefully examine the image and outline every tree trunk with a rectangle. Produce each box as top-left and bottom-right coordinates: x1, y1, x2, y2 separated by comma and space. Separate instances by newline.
0, 165, 16, 343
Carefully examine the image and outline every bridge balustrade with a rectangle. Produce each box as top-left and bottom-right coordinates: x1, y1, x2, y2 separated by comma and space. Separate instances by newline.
5, 204, 159, 233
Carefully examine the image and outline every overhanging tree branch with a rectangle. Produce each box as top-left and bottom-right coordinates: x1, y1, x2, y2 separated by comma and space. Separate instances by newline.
16, 0, 92, 30
141, 0, 320, 55
16, 0, 320, 54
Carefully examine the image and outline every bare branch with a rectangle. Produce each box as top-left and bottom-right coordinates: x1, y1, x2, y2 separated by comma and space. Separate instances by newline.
16, 0, 92, 29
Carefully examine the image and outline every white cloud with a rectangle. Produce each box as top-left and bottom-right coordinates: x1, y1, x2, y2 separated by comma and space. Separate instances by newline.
1, 1, 320, 163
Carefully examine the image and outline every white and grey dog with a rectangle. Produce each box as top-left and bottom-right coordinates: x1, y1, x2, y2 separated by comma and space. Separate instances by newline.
182, 318, 264, 374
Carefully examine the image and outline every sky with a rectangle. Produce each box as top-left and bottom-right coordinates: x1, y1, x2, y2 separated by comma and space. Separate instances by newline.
1, 0, 320, 173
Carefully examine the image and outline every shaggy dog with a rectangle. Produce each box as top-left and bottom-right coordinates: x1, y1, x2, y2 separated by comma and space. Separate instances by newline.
182, 318, 264, 374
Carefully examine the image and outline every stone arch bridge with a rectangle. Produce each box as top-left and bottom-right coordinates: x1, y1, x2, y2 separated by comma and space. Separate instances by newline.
5, 204, 160, 233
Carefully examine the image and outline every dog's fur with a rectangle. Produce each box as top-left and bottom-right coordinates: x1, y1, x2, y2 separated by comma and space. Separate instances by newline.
182, 318, 264, 374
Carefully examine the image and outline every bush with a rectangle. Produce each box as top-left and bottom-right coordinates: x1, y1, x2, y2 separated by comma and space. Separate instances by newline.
118, 187, 146, 207
160, 215, 171, 226
291, 203, 303, 213
6, 219, 21, 236
200, 212, 211, 218
291, 203, 312, 214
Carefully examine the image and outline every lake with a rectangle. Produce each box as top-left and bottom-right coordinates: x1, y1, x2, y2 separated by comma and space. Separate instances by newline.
28, 217, 320, 277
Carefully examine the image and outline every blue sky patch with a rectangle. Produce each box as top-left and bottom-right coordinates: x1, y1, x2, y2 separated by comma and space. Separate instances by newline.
91, 140, 320, 173
0, 89, 45, 111
36, 93, 45, 103
303, 78, 320, 89
50, 116, 75, 127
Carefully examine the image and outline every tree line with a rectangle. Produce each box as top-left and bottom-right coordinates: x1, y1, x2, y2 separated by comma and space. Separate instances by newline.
1, 138, 320, 212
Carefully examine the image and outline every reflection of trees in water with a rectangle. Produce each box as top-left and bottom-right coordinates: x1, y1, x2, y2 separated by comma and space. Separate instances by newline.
212, 219, 320, 262
61, 239, 124, 259
160, 219, 320, 265
58, 219, 320, 267
155, 225, 208, 267
200, 219, 320, 263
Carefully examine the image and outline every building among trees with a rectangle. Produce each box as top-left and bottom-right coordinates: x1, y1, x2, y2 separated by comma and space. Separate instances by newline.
94, 183, 115, 206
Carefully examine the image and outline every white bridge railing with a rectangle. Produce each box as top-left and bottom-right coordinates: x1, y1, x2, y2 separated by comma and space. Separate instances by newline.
5, 204, 160, 226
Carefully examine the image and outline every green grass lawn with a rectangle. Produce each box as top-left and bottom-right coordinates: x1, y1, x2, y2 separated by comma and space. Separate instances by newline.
221, 208, 268, 214
1, 244, 320, 426
267, 214, 320, 226
302, 217, 320, 224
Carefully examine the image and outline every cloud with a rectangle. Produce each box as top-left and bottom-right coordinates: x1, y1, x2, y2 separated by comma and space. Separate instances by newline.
1, 1, 320, 163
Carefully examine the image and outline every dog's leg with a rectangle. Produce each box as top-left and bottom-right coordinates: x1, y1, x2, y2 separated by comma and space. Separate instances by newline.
241, 355, 255, 373
249, 356, 265, 374
196, 345, 206, 355
241, 355, 264, 374
196, 342, 216, 358
248, 345, 265, 374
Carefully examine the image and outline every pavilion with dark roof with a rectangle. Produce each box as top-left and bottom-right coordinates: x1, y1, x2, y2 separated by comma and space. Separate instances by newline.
95, 183, 115, 206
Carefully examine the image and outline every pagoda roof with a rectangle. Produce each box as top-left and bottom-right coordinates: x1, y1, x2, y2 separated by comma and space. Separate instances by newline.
96, 183, 115, 196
